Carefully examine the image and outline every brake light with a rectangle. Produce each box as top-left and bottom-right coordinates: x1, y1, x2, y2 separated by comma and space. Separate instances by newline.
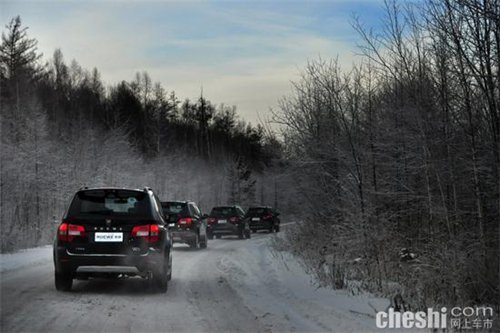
262, 213, 273, 220
229, 216, 239, 223
178, 217, 193, 226
58, 222, 85, 242
132, 225, 149, 237
149, 224, 159, 242
58, 223, 68, 241
131, 224, 160, 243
207, 217, 216, 225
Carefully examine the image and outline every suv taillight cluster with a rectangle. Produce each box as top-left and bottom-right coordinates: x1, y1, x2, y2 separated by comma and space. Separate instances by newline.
178, 217, 193, 227
131, 224, 160, 243
58, 222, 85, 242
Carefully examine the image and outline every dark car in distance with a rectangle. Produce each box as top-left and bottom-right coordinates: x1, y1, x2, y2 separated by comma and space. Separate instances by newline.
246, 206, 281, 233
161, 201, 208, 249
207, 205, 251, 239
53, 187, 173, 293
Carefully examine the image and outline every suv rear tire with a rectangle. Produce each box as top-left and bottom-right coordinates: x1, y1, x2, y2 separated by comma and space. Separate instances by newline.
190, 233, 200, 249
167, 254, 172, 281
55, 272, 72, 291
152, 258, 169, 293
200, 233, 208, 248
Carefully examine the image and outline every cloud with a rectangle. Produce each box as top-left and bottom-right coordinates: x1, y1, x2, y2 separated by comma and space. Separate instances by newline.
0, 0, 380, 124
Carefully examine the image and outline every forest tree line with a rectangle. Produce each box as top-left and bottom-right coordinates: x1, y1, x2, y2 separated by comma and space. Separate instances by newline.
0, 16, 287, 252
274, 0, 499, 309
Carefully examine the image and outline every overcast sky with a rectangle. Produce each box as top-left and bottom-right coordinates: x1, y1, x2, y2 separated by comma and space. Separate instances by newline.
0, 0, 386, 125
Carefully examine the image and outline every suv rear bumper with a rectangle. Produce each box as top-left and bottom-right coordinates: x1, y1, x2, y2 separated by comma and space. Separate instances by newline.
54, 246, 164, 276
76, 266, 140, 274
249, 220, 274, 231
171, 229, 197, 244
211, 223, 241, 235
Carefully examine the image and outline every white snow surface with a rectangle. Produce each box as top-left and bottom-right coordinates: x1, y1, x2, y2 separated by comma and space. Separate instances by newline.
1, 232, 417, 332
216, 235, 392, 333
0, 245, 52, 273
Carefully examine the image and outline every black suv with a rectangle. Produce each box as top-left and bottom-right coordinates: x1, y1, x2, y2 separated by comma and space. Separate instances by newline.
161, 201, 208, 249
246, 206, 281, 233
207, 205, 251, 239
53, 187, 173, 292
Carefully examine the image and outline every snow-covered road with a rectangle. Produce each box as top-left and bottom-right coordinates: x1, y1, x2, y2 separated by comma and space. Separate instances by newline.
1, 232, 393, 333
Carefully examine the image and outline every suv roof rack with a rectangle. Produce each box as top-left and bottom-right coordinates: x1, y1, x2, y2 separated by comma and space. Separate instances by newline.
143, 187, 153, 192
79, 186, 88, 190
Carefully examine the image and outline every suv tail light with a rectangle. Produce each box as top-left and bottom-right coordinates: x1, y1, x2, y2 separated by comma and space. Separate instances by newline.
149, 224, 159, 242
229, 216, 239, 223
58, 222, 85, 242
207, 217, 216, 225
178, 217, 193, 227
131, 224, 160, 243
262, 213, 273, 220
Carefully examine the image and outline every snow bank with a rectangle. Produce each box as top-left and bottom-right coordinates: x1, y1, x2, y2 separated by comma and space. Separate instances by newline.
216, 234, 421, 332
0, 245, 52, 273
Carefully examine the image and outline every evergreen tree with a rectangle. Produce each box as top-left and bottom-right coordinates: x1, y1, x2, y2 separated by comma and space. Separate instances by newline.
0, 16, 42, 103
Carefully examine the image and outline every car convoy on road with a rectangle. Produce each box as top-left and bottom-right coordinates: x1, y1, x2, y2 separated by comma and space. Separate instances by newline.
207, 205, 251, 240
53, 186, 281, 293
161, 200, 208, 249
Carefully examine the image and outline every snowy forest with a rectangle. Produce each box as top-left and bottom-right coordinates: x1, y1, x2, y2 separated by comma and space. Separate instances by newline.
274, 0, 499, 310
0, 16, 288, 252
1, 0, 499, 314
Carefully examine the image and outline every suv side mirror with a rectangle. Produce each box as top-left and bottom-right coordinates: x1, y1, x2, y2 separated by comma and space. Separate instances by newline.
275, 212, 280, 216
202, 213, 209, 219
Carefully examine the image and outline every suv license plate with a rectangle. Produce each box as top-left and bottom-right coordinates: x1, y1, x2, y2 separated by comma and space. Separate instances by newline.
218, 219, 227, 224
252, 217, 260, 221
95, 232, 123, 242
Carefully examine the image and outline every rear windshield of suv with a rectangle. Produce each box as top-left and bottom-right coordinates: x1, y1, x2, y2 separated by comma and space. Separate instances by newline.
247, 207, 267, 215
161, 202, 188, 216
68, 189, 151, 217
210, 207, 237, 217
